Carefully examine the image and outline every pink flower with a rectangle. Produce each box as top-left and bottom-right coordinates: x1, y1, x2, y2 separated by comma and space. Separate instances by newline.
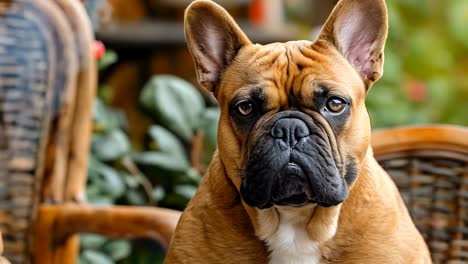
405, 80, 427, 103
93, 41, 106, 60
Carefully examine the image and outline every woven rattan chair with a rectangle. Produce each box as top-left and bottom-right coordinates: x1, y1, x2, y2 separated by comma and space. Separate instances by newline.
0, 0, 180, 263
372, 125, 468, 264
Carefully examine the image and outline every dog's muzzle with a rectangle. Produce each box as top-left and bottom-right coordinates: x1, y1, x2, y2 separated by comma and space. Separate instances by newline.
240, 111, 348, 209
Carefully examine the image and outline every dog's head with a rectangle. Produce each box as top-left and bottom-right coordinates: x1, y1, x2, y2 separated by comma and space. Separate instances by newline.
185, 0, 388, 209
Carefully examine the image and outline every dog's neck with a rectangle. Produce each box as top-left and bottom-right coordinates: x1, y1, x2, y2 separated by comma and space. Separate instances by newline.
255, 204, 340, 264
252, 148, 377, 263
256, 204, 342, 264
255, 203, 342, 242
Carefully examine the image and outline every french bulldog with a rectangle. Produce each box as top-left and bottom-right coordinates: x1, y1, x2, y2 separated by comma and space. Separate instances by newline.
165, 0, 431, 263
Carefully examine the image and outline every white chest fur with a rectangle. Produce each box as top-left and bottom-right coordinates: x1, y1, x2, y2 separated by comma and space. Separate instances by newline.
257, 205, 324, 264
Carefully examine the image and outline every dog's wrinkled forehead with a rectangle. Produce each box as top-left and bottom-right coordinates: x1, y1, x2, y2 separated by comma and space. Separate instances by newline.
185, 0, 388, 99
219, 40, 365, 108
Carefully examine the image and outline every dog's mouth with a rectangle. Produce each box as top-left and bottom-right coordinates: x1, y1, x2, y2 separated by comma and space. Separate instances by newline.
273, 193, 309, 207
269, 163, 311, 207
269, 163, 341, 208
242, 161, 345, 209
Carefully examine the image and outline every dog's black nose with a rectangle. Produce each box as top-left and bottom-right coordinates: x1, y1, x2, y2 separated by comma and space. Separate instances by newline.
271, 118, 310, 147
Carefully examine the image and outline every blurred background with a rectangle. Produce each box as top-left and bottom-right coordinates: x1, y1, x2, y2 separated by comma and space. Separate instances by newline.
80, 0, 467, 263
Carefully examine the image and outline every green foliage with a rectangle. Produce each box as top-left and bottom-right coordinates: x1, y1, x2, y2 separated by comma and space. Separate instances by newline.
92, 130, 130, 161
198, 107, 220, 164
78, 235, 131, 264
87, 157, 126, 204
132, 126, 190, 172
367, 0, 468, 128
81, 50, 216, 262
98, 50, 118, 70
93, 98, 127, 131
140, 75, 205, 141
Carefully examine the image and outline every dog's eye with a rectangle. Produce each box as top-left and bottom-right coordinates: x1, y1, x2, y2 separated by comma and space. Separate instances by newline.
235, 100, 254, 116
326, 97, 347, 113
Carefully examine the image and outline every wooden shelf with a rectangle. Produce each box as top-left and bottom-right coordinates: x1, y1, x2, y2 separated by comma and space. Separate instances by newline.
96, 20, 300, 48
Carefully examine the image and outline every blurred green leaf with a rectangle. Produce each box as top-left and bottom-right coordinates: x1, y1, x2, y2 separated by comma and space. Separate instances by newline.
123, 173, 140, 189
97, 85, 114, 104
183, 167, 202, 185
198, 107, 220, 164
85, 183, 114, 205
162, 193, 192, 209
80, 234, 107, 250
93, 98, 127, 132
380, 48, 401, 84
125, 189, 147, 205
86, 195, 114, 206
98, 50, 118, 70
132, 151, 190, 172
447, 0, 468, 48
140, 75, 205, 141
81, 250, 114, 264
386, 2, 404, 42
397, 0, 431, 18
148, 125, 186, 157
174, 184, 197, 200
152, 186, 166, 202
103, 240, 132, 261
98, 165, 126, 198
92, 130, 130, 161
77, 257, 88, 264
88, 158, 126, 199
404, 29, 453, 77
133, 126, 190, 173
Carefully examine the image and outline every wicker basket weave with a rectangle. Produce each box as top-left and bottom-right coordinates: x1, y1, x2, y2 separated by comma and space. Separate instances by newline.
0, 0, 77, 263
373, 126, 468, 264
0, 1, 180, 263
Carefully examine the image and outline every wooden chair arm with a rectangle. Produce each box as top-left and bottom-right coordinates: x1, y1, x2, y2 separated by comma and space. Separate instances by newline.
36, 204, 181, 255
372, 125, 468, 156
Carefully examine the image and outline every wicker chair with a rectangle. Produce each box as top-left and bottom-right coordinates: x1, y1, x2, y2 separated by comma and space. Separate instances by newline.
0, 1, 180, 263
372, 125, 468, 264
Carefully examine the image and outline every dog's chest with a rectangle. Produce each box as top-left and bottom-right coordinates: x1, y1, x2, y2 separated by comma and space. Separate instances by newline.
267, 222, 320, 264
258, 206, 322, 264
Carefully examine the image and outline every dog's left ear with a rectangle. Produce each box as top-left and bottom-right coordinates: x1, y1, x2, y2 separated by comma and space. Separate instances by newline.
318, 0, 388, 89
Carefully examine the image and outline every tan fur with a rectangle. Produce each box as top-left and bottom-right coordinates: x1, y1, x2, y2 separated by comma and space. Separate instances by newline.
165, 0, 431, 263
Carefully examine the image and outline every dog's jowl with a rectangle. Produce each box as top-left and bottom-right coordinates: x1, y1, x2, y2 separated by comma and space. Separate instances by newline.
165, 0, 431, 263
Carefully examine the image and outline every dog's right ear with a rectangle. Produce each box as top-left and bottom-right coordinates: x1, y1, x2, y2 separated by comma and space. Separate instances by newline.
184, 0, 251, 94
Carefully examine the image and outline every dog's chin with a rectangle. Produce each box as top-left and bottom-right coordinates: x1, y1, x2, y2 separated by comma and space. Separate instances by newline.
268, 194, 341, 209
255, 198, 340, 210
272, 193, 310, 207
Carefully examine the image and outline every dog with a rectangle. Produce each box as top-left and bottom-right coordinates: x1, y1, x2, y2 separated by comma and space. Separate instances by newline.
165, 0, 431, 263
